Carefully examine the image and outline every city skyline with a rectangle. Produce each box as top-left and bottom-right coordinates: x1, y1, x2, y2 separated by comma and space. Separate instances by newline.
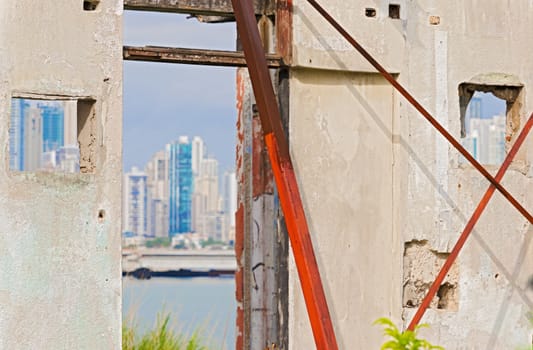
461, 93, 507, 165
123, 135, 236, 244
9, 98, 80, 173
123, 11, 237, 174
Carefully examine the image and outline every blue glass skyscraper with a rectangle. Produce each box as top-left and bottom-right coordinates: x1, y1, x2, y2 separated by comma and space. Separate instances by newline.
168, 137, 193, 236
40, 102, 64, 152
9, 99, 66, 171
9, 98, 28, 170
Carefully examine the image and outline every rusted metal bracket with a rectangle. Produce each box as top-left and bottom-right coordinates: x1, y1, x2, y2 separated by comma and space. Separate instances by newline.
123, 46, 284, 68
231, 0, 339, 349
124, 0, 274, 17
306, 0, 533, 224
408, 113, 533, 330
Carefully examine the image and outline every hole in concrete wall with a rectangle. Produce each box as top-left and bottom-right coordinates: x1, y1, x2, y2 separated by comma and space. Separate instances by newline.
83, 0, 99, 11
389, 4, 400, 19
98, 209, 106, 222
9, 98, 81, 173
437, 282, 457, 310
77, 99, 97, 174
459, 81, 523, 166
403, 240, 458, 311
365, 8, 377, 18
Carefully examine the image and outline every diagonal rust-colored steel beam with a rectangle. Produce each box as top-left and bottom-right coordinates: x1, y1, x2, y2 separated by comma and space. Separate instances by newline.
306, 0, 533, 225
407, 113, 533, 330
230, 0, 339, 349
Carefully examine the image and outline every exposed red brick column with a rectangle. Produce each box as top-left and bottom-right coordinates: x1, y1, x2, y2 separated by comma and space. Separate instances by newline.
235, 68, 247, 350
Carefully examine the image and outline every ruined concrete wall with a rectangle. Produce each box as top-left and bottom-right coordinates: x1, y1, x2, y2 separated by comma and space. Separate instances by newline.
0, 1, 123, 348
288, 69, 400, 348
288, 0, 533, 348
398, 2, 533, 348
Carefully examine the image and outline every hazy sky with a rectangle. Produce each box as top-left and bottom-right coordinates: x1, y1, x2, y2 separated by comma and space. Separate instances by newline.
123, 11, 237, 172
122, 11, 504, 172
473, 91, 506, 119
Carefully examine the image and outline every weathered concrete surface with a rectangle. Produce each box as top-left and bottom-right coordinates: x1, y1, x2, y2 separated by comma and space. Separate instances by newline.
292, 0, 405, 72
289, 70, 399, 348
288, 0, 533, 348
0, 1, 122, 349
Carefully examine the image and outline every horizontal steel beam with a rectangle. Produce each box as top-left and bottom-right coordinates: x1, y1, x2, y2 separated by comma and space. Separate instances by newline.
123, 46, 284, 68
123, 0, 274, 17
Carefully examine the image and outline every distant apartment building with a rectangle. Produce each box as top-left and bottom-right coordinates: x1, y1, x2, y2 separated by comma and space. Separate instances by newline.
223, 170, 237, 243
191, 136, 205, 177
145, 150, 169, 237
167, 136, 193, 236
193, 155, 225, 239
9, 98, 27, 170
463, 115, 505, 164
466, 97, 482, 124
40, 102, 64, 152
23, 105, 43, 171
9, 98, 79, 172
462, 114, 506, 165
123, 167, 148, 236
123, 135, 232, 242
461, 94, 506, 165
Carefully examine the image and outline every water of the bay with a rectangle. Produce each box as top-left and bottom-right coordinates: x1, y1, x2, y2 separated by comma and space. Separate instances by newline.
123, 276, 236, 350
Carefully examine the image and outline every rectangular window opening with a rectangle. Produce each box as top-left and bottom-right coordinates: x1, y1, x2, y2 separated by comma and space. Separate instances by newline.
77, 99, 97, 173
389, 4, 401, 19
365, 8, 377, 18
9, 97, 96, 174
459, 83, 522, 166
83, 0, 99, 11
122, 11, 240, 350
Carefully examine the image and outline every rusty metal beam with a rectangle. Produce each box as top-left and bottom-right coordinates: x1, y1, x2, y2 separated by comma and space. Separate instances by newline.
306, 0, 533, 225
408, 113, 533, 330
123, 0, 274, 17
231, 0, 339, 349
123, 46, 284, 68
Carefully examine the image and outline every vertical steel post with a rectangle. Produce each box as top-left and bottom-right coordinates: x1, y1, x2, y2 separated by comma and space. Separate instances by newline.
231, 0, 339, 348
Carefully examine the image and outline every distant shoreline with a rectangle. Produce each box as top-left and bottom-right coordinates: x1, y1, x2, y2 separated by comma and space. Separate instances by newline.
123, 267, 235, 280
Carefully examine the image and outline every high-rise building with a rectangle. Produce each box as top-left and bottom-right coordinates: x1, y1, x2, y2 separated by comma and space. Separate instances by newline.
9, 99, 79, 172
23, 105, 43, 171
203, 211, 226, 241
40, 102, 64, 152
464, 96, 482, 135
191, 136, 205, 177
200, 157, 220, 212
9, 98, 27, 170
167, 136, 193, 236
122, 166, 148, 236
462, 114, 506, 165
193, 156, 221, 238
223, 170, 237, 243
145, 150, 169, 237
191, 136, 205, 233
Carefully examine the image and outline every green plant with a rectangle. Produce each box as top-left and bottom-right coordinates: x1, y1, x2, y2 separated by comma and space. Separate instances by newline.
123, 313, 209, 350
145, 237, 172, 248
374, 318, 444, 350
516, 312, 533, 350
200, 237, 226, 248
